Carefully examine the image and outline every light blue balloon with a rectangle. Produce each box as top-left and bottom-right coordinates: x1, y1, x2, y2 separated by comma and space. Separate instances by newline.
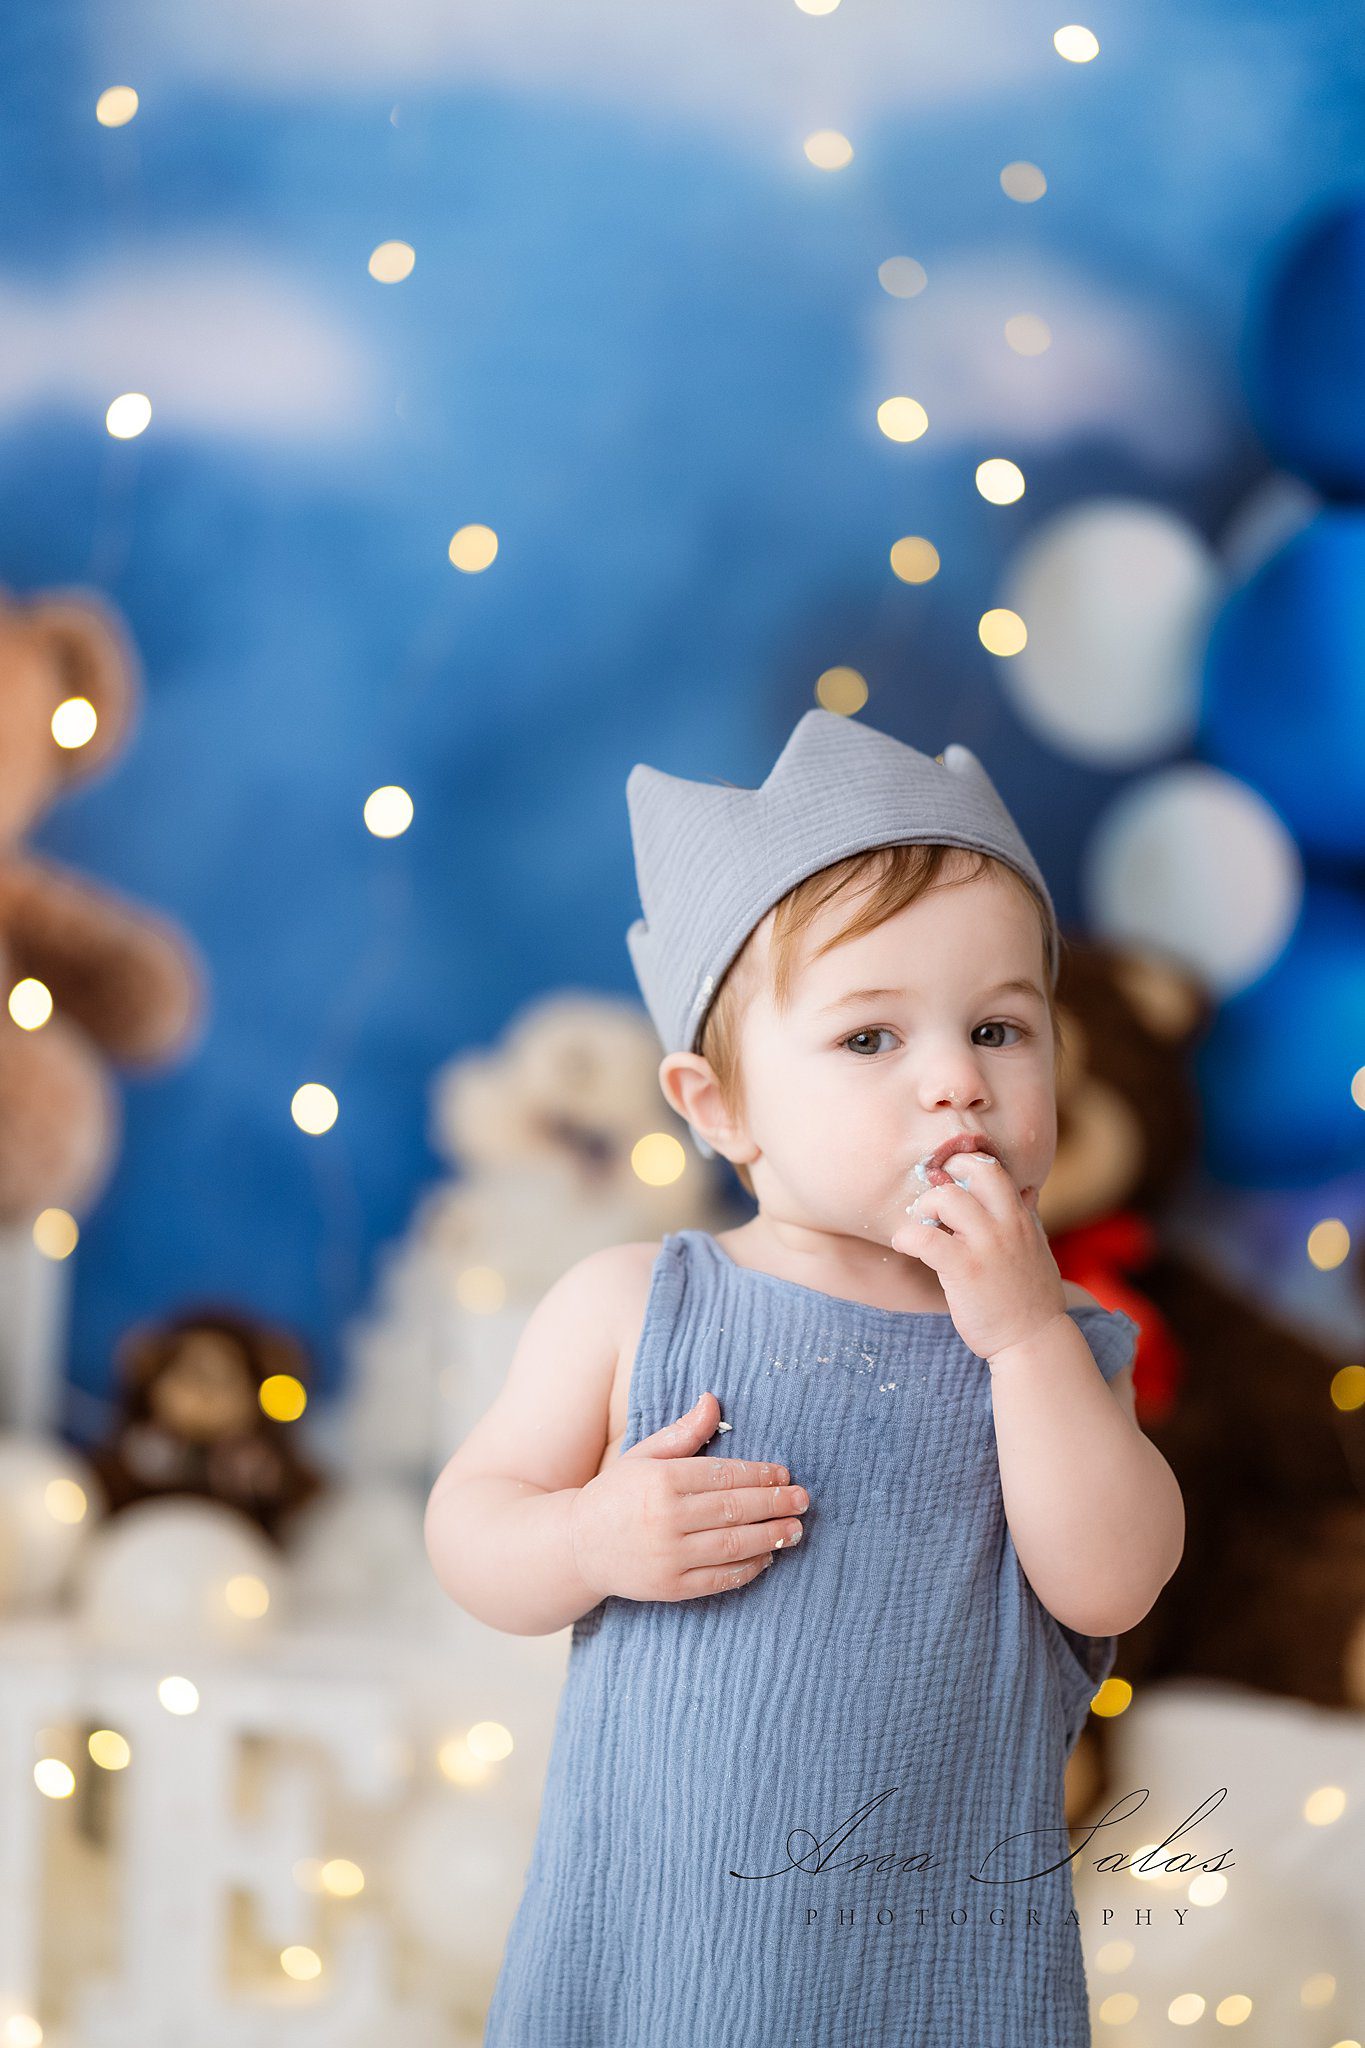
1200, 510, 1365, 859
1195, 883, 1365, 1186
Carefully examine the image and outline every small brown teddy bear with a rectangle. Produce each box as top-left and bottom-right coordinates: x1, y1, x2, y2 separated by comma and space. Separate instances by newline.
1042, 938, 1365, 1823
88, 1306, 326, 1543
0, 585, 206, 1223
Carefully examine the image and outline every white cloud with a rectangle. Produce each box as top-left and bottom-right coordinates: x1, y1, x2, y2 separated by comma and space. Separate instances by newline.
109, 0, 1050, 140
0, 249, 379, 444
863, 249, 1232, 471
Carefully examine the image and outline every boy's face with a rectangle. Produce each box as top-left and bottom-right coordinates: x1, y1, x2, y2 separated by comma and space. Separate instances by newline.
732, 862, 1056, 1245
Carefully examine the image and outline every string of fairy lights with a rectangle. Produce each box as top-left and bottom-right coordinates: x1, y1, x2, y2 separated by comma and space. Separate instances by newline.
4, 15, 1358, 2039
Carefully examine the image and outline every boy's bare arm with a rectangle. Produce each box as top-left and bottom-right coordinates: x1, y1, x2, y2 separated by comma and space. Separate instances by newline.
423, 1242, 647, 1637
424, 1473, 604, 1637
987, 1316, 1185, 1637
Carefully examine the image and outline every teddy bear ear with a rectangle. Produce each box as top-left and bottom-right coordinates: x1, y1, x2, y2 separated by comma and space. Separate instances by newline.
17, 587, 143, 780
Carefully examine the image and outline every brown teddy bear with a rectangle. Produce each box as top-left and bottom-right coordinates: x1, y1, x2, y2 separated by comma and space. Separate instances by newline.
1041, 938, 1365, 1820
87, 1306, 326, 1543
0, 585, 205, 1223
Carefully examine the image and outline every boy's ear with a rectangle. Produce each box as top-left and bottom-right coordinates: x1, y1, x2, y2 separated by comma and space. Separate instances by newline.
657, 1053, 755, 1167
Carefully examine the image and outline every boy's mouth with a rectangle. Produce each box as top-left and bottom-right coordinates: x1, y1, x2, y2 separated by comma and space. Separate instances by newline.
912, 1132, 1005, 1188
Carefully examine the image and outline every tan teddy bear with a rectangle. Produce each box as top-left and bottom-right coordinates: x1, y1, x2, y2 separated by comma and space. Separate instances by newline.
0, 585, 205, 1223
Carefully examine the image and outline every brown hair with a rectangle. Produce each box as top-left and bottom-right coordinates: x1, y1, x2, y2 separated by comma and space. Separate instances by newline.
695, 843, 1065, 1199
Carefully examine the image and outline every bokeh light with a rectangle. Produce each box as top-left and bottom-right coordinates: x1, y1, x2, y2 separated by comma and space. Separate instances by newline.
803, 129, 853, 170
890, 537, 940, 584
815, 665, 869, 713
877, 396, 929, 442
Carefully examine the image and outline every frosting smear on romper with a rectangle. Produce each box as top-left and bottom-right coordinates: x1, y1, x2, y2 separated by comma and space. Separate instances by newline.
483, 1228, 1140, 2048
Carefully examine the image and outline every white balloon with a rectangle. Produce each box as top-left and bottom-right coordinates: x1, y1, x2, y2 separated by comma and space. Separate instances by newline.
77, 1495, 287, 1646
0, 1433, 105, 1613
1083, 764, 1303, 997
392, 1788, 530, 1967
1000, 498, 1221, 764
286, 1477, 444, 1623
1218, 472, 1321, 584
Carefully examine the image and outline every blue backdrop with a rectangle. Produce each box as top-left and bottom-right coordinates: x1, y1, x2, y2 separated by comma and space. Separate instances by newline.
4, 0, 1363, 1420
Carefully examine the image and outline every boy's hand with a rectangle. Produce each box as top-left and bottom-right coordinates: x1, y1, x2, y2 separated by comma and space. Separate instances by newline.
569, 1392, 809, 1603
889, 1150, 1068, 1365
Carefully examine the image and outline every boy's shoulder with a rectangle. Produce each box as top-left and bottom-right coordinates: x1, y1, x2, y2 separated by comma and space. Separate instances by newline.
590, 1247, 1108, 1321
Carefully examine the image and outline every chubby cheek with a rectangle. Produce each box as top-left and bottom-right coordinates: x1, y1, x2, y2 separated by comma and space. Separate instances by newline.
1008, 1094, 1057, 1194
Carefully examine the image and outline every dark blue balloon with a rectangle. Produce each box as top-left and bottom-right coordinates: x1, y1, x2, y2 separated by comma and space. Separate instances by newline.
1242, 192, 1365, 496
1195, 883, 1365, 1186
1200, 510, 1365, 859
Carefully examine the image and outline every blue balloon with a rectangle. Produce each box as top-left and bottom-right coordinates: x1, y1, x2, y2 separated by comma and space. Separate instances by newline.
1242, 191, 1365, 495
1200, 510, 1365, 859
1195, 883, 1365, 1186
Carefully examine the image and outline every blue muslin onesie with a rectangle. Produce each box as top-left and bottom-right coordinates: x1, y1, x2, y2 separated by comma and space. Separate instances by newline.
483, 1227, 1141, 2048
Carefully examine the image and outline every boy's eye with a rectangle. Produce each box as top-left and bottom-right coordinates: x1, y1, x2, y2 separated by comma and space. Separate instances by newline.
975, 1021, 1028, 1049
841, 1021, 1029, 1056
843, 1028, 895, 1056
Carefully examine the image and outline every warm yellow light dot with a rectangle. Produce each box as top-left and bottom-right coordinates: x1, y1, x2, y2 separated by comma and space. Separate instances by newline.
1095, 1939, 1134, 1972
51, 696, 98, 749
4, 2014, 44, 2048
9, 979, 53, 1030
1000, 161, 1047, 203
1129, 1841, 1168, 1884
448, 524, 498, 572
1214, 1994, 1253, 2025
979, 608, 1028, 657
1089, 1674, 1132, 1717
794, 0, 840, 12
877, 396, 929, 443
1168, 1993, 1206, 2025
815, 666, 868, 714
467, 1720, 514, 1763
321, 1858, 365, 1898
889, 537, 940, 585
224, 1573, 270, 1618
34, 1758, 75, 1800
1331, 1364, 1365, 1412
158, 1675, 200, 1715
96, 86, 139, 127
1004, 314, 1052, 356
878, 256, 926, 298
1301, 1973, 1336, 2008
1303, 1784, 1346, 1826
106, 393, 152, 439
1307, 1218, 1349, 1271
1054, 23, 1100, 61
33, 1210, 79, 1266
454, 1265, 507, 1314
44, 1479, 88, 1526
280, 1946, 322, 1982
291, 1083, 338, 1135
1351, 1064, 1365, 1110
88, 1728, 131, 1771
259, 1374, 307, 1423
803, 129, 854, 170
976, 458, 1026, 504
437, 1733, 490, 1785
632, 1132, 686, 1188
368, 240, 415, 283
363, 785, 413, 837
1098, 1992, 1139, 2024
1187, 1870, 1227, 1906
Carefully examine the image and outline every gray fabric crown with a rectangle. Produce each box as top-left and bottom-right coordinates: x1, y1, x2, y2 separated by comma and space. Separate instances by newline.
625, 708, 1059, 1160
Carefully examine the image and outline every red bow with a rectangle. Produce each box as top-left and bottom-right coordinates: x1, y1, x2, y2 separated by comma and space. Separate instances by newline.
1051, 1209, 1184, 1421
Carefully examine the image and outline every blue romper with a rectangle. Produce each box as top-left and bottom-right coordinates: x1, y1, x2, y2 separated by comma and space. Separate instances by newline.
483, 1227, 1140, 2047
